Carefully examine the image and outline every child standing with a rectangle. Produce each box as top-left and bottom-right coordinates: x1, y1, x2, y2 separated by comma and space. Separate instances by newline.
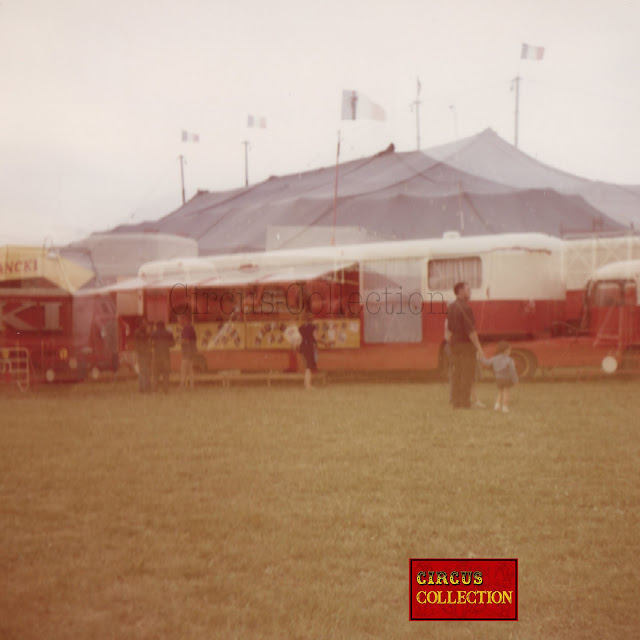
479, 342, 519, 413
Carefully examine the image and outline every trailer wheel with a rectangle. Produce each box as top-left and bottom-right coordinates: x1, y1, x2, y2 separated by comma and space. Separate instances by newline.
510, 349, 537, 380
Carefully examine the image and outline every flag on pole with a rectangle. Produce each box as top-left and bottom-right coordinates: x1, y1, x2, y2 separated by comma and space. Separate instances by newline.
181, 130, 200, 143
341, 90, 387, 121
520, 43, 545, 60
247, 114, 267, 128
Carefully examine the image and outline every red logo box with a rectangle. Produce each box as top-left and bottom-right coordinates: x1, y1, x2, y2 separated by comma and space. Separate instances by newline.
410, 558, 518, 621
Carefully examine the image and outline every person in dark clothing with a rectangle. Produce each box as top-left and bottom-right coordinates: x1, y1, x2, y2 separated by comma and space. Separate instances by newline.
151, 321, 175, 393
179, 314, 197, 390
446, 282, 484, 408
133, 319, 152, 393
298, 314, 319, 390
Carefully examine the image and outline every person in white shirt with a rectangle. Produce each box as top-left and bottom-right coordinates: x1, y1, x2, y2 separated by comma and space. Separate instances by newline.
479, 341, 519, 413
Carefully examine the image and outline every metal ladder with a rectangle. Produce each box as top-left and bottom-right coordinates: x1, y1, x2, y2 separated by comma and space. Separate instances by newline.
1, 347, 30, 391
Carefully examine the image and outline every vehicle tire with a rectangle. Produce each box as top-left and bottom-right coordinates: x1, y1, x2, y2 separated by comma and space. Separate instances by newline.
510, 349, 537, 380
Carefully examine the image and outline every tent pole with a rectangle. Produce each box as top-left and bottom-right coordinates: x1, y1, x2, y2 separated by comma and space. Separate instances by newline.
331, 131, 341, 246
513, 75, 520, 148
179, 154, 186, 205
412, 76, 422, 150
243, 140, 250, 187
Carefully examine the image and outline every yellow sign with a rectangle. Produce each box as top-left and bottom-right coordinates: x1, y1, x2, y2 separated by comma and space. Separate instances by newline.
167, 318, 360, 352
314, 319, 360, 349
168, 322, 246, 351
248, 319, 361, 350
247, 321, 293, 350
0, 245, 94, 291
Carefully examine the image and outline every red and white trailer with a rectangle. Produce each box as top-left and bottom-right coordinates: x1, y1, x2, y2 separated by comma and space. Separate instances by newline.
114, 232, 571, 375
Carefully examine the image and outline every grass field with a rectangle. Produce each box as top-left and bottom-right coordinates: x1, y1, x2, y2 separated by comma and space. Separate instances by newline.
1, 377, 638, 639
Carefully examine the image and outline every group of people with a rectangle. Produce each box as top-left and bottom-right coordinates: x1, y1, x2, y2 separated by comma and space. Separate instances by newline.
132, 287, 517, 401
299, 283, 520, 402
133, 315, 197, 393
446, 281, 519, 412
133, 311, 322, 392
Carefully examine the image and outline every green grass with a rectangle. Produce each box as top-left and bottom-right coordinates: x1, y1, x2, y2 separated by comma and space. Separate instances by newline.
1, 379, 638, 639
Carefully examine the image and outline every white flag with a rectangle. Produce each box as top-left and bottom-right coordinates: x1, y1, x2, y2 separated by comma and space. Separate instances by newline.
247, 114, 267, 128
521, 43, 545, 60
341, 90, 387, 121
181, 130, 200, 143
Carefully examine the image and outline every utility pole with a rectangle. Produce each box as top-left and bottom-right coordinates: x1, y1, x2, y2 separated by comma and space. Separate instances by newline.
411, 77, 422, 150
178, 154, 186, 205
242, 140, 250, 187
512, 75, 521, 148
331, 130, 341, 246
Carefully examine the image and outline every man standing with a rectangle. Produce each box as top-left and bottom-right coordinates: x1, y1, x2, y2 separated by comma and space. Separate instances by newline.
447, 282, 484, 408
151, 321, 175, 393
133, 318, 151, 393
179, 314, 197, 390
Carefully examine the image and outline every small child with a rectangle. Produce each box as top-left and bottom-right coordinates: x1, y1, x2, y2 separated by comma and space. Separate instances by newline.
479, 342, 519, 413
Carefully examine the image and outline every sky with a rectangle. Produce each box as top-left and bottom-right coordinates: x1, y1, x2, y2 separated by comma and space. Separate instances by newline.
1, 0, 639, 246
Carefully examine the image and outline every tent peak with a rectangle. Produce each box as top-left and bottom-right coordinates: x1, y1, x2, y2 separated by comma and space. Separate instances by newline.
374, 143, 395, 157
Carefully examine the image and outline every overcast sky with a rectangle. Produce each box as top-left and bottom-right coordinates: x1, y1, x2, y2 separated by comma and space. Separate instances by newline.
1, 0, 639, 246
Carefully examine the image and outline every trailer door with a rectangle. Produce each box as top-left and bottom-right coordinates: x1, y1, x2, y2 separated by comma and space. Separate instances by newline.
361, 259, 423, 343
589, 280, 627, 345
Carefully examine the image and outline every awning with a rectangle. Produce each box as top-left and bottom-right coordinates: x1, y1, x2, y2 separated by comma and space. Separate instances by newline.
197, 261, 356, 287
103, 260, 356, 292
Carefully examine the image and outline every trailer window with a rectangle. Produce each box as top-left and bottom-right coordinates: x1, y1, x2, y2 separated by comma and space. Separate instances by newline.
427, 257, 482, 291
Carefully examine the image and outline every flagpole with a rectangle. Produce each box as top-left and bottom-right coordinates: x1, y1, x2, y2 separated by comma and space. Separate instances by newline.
178, 154, 186, 205
242, 140, 249, 187
412, 77, 422, 150
513, 42, 544, 149
331, 130, 341, 246
512, 75, 521, 148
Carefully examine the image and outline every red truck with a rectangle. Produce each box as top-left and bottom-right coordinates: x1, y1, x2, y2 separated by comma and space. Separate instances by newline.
0, 246, 118, 386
